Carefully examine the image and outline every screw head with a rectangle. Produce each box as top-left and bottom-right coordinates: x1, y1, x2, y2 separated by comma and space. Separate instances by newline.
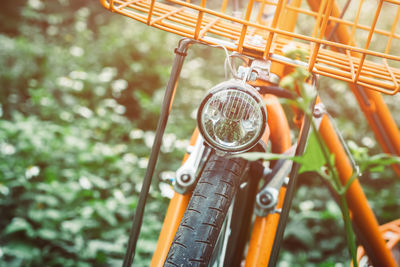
312, 104, 325, 118
259, 193, 273, 206
180, 174, 191, 183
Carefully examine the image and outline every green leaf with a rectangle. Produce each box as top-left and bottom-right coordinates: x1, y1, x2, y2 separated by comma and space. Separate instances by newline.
61, 219, 87, 234
359, 154, 400, 172
236, 131, 328, 174
280, 75, 295, 91
3, 241, 40, 260
298, 131, 326, 174
35, 194, 60, 207
36, 228, 59, 240
4, 217, 35, 237
93, 202, 118, 226
86, 240, 124, 258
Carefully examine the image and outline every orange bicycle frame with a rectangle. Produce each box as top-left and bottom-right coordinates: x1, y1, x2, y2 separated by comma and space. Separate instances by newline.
99, 0, 400, 265
150, 0, 398, 266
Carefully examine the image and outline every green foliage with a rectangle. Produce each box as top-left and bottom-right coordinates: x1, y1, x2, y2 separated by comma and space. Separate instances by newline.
1, 1, 399, 266
0, 1, 229, 265
279, 180, 348, 266
0, 1, 186, 266
240, 56, 400, 265
298, 132, 327, 174
238, 132, 328, 173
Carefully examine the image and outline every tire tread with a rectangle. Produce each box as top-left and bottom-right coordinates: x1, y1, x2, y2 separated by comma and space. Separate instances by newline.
164, 154, 246, 267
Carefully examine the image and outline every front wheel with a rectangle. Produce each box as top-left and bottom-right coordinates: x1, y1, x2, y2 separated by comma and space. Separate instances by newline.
164, 153, 247, 266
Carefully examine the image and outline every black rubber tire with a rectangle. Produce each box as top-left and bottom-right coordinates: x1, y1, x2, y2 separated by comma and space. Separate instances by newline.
223, 170, 259, 267
164, 153, 247, 267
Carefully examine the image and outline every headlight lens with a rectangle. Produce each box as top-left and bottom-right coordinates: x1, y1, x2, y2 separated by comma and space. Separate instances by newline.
197, 80, 267, 153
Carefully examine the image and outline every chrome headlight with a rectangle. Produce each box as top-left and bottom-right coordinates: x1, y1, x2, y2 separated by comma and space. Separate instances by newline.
197, 80, 267, 153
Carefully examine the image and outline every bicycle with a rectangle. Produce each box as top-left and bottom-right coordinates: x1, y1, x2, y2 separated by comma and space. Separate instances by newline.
99, 0, 400, 266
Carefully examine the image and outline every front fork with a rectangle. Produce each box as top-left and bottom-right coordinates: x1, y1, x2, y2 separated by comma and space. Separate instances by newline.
148, 40, 395, 267
149, 42, 293, 266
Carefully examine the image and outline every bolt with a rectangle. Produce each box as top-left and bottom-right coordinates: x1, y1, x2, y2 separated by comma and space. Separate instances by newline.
180, 174, 191, 183
259, 192, 273, 206
313, 108, 323, 118
313, 104, 325, 118
249, 71, 258, 82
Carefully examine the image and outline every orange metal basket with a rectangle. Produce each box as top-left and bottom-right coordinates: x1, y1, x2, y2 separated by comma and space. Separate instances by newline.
100, 0, 400, 95
355, 218, 400, 265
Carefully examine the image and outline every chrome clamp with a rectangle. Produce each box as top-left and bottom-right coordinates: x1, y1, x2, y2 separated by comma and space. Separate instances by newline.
174, 135, 206, 194
250, 59, 280, 85
255, 145, 296, 217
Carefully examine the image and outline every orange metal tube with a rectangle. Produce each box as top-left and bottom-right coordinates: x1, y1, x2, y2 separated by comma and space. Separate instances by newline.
319, 111, 397, 267
353, 0, 383, 83
149, 7, 186, 26
150, 128, 199, 266
150, 102, 269, 267
193, 0, 206, 39
269, 0, 303, 79
146, 0, 156, 25
99, 0, 110, 9
264, 94, 292, 154
306, 0, 398, 264
308, 0, 334, 72
351, 86, 400, 175
238, 0, 255, 52
150, 193, 191, 267
306, 0, 400, 175
245, 197, 285, 267
220, 0, 229, 13
256, 0, 268, 24
245, 94, 292, 267
103, 0, 400, 75
246, 1, 301, 264
263, 0, 287, 59
384, 5, 400, 54
282, 2, 400, 40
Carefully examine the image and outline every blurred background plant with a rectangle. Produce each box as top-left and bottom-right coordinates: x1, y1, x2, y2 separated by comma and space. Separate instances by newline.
0, 0, 399, 266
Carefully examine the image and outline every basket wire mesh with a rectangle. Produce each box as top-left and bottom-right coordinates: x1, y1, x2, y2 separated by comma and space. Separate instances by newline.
100, 0, 400, 95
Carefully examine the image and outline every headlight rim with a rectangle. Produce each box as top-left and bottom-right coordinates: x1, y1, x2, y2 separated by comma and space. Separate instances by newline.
197, 80, 267, 153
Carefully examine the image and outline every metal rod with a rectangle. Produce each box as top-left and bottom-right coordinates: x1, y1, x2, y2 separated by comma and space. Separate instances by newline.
267, 98, 316, 267
122, 38, 197, 267
354, 85, 400, 168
